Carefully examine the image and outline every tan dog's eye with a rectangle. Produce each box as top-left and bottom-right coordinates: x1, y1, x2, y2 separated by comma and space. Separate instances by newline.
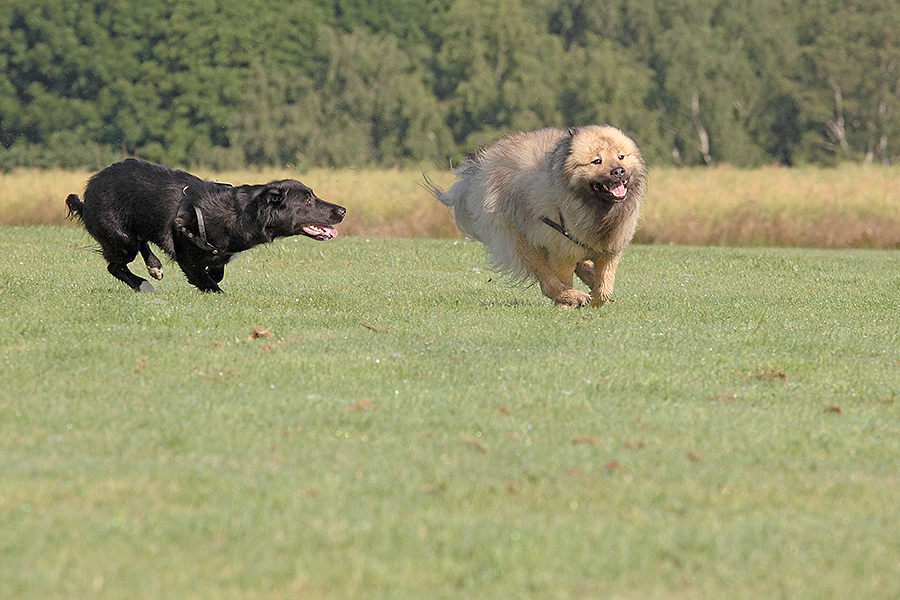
618, 153, 625, 160
591, 158, 602, 165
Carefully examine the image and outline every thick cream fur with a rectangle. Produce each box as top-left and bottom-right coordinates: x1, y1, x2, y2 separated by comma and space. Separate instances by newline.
432, 125, 647, 307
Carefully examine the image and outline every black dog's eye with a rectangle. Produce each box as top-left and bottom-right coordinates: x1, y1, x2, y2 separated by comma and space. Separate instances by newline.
591, 158, 602, 165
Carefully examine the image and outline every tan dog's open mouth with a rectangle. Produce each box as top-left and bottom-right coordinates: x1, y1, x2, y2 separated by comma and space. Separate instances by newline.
592, 180, 629, 202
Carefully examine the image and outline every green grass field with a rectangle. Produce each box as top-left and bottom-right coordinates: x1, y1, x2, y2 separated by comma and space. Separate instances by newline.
2, 226, 899, 599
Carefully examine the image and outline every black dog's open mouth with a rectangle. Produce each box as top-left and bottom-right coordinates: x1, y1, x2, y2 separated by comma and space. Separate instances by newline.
301, 224, 339, 240
591, 180, 629, 203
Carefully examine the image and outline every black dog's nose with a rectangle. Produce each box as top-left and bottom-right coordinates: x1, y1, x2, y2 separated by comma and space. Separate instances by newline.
611, 166, 626, 180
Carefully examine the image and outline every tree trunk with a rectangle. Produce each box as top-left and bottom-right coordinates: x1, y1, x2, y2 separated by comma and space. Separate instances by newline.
691, 89, 712, 165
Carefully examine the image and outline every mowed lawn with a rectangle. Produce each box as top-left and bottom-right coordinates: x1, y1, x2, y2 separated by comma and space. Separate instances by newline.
2, 226, 899, 599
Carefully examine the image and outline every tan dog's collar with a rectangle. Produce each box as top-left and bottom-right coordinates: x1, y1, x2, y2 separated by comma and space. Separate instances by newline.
542, 211, 593, 251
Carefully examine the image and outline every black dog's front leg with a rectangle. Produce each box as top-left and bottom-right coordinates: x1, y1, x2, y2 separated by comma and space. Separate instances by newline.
179, 262, 223, 292
173, 240, 225, 292
208, 264, 225, 283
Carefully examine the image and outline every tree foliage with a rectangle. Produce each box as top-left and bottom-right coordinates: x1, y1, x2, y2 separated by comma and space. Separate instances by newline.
1, 0, 899, 169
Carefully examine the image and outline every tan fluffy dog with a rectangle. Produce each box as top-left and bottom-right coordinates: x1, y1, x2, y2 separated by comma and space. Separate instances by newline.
428, 125, 647, 307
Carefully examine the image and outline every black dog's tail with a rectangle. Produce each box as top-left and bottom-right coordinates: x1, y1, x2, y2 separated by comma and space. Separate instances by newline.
65, 194, 84, 221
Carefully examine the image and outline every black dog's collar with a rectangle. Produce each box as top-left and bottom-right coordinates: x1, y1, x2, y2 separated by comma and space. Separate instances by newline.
175, 185, 221, 255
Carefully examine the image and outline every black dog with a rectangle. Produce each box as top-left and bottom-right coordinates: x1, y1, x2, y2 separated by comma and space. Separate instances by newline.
66, 158, 346, 293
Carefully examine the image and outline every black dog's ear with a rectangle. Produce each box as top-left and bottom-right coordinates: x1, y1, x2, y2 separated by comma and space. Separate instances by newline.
261, 185, 283, 204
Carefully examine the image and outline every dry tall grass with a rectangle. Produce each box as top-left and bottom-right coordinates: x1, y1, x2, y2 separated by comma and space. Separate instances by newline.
0, 168, 94, 225
638, 164, 900, 248
3, 163, 899, 248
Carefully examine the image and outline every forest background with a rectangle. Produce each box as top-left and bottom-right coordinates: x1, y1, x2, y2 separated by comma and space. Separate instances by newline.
2, 0, 899, 172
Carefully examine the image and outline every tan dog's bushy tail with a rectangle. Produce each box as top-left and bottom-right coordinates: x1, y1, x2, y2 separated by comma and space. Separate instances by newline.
423, 173, 480, 241
422, 174, 447, 204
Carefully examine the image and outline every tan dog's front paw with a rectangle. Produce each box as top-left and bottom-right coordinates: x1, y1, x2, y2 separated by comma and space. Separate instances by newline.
555, 288, 592, 307
590, 289, 612, 307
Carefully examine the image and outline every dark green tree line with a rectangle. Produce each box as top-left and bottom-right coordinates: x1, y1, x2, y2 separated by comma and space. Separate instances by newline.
1, 0, 899, 170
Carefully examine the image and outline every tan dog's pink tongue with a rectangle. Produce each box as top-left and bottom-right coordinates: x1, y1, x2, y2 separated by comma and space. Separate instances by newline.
610, 181, 627, 199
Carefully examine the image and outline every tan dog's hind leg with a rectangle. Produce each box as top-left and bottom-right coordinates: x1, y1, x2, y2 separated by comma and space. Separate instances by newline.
588, 254, 621, 306
514, 234, 591, 307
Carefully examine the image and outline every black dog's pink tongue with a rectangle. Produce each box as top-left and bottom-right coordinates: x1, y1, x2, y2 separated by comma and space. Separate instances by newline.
302, 224, 338, 239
